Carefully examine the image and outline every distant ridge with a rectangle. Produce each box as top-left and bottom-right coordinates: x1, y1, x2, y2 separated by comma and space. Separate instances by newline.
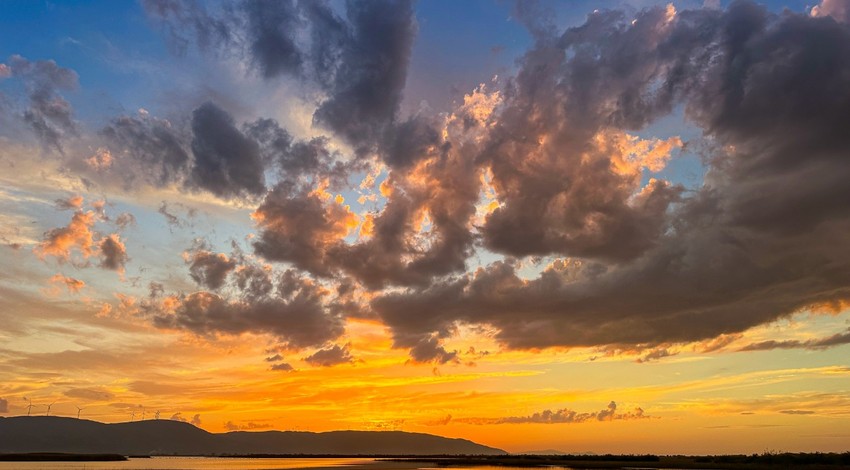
0, 416, 505, 456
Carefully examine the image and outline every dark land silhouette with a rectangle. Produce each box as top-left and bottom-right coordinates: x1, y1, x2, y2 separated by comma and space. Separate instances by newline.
0, 416, 506, 456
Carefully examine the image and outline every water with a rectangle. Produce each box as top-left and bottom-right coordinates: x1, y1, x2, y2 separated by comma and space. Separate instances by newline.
0, 458, 583, 470
0, 457, 391, 470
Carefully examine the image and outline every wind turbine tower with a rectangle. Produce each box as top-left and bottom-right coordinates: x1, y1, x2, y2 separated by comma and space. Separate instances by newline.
75, 405, 84, 419
46, 402, 55, 417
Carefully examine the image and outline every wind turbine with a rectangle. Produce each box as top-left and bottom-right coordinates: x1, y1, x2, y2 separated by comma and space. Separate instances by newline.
141, 407, 146, 420
131, 410, 136, 421
45, 402, 55, 417
75, 405, 84, 419
24, 397, 34, 416
155, 410, 160, 420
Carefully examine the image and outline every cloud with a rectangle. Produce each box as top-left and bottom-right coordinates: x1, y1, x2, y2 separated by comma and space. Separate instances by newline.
312, 0, 417, 149
252, 110, 483, 289
63, 387, 114, 401
405, 335, 459, 365
188, 102, 265, 198
152, 266, 344, 349
303, 343, 353, 367
50, 274, 85, 293
170, 412, 201, 425
185, 246, 236, 290
55, 195, 84, 210
457, 401, 649, 425
244, 118, 352, 183
128, 380, 190, 396
423, 414, 452, 426
35, 209, 97, 263
369, 2, 850, 358
270, 362, 294, 372
780, 410, 816, 415
240, 0, 303, 79
145, 0, 417, 155
224, 420, 272, 431
811, 0, 849, 23
0, 398, 7, 413
142, 0, 232, 56
99, 234, 128, 272
114, 212, 136, 230
738, 330, 850, 352
635, 347, 677, 363
99, 111, 190, 188
158, 201, 196, 229
5, 55, 78, 152
76, 0, 850, 364
252, 181, 359, 276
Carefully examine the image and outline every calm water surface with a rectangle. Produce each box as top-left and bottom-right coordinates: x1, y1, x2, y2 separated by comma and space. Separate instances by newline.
0, 457, 381, 470
0, 459, 593, 470
0, 459, 587, 470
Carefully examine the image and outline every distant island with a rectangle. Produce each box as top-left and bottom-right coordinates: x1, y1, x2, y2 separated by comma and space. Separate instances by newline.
0, 416, 505, 456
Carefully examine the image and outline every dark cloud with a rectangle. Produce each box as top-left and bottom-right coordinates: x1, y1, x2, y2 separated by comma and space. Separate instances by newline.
152, 267, 344, 349
370, 1, 850, 358
252, 181, 357, 276
241, 0, 303, 78
188, 102, 265, 198
158, 201, 196, 229
379, 116, 441, 170
129, 0, 850, 364
457, 401, 648, 425
636, 347, 677, 363
402, 334, 458, 365
312, 0, 416, 149
780, 410, 816, 415
480, 4, 687, 261
270, 362, 294, 372
5, 55, 78, 152
142, 0, 232, 56
145, 0, 415, 154
99, 112, 190, 188
252, 109, 482, 289
739, 330, 850, 351
185, 246, 237, 291
303, 343, 353, 367
300, 0, 349, 90
114, 213, 137, 230
99, 234, 128, 272
244, 117, 352, 184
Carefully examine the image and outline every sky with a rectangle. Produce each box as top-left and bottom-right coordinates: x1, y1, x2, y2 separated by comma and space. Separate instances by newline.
1, 0, 850, 455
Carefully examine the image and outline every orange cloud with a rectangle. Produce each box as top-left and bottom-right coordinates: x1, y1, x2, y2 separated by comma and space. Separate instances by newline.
34, 210, 98, 262
456, 402, 650, 425
49, 274, 85, 293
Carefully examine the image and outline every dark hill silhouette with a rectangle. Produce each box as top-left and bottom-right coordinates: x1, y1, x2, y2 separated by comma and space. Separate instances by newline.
0, 416, 505, 456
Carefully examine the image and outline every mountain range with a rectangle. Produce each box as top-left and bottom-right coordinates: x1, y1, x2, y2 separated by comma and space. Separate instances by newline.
0, 416, 505, 456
